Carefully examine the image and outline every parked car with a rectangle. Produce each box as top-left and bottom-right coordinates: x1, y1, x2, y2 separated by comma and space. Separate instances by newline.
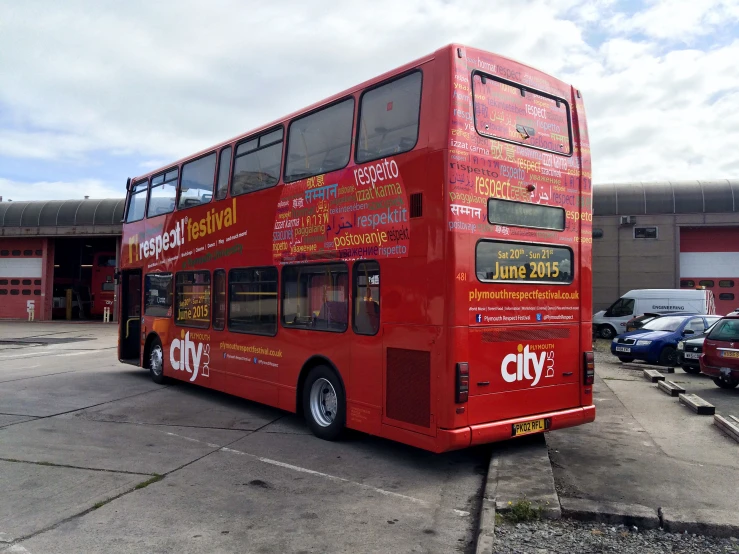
625, 311, 695, 332
593, 289, 715, 340
611, 315, 722, 366
676, 320, 720, 374
700, 314, 739, 389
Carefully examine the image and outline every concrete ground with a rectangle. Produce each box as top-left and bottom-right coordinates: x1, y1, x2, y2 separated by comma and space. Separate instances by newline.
0, 322, 488, 554
547, 340, 739, 518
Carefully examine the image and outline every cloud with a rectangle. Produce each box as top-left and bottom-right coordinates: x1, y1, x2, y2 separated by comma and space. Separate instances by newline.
0, 178, 120, 202
0, 0, 737, 199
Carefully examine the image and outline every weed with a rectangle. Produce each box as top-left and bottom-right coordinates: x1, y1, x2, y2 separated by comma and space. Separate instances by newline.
503, 498, 542, 523
134, 474, 163, 490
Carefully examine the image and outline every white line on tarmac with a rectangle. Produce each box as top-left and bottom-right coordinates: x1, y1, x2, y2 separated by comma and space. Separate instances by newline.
160, 430, 438, 509
221, 447, 429, 506
5, 545, 31, 553
0, 350, 100, 361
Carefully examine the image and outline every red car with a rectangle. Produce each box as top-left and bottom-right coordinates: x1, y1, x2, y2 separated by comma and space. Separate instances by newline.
700, 314, 739, 389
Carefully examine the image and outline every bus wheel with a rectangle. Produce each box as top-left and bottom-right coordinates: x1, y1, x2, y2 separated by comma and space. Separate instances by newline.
598, 325, 616, 340
148, 338, 167, 385
303, 366, 346, 441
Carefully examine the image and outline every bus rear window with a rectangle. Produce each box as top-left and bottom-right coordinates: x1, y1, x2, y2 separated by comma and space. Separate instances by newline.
488, 198, 565, 231
472, 72, 572, 155
476, 240, 573, 284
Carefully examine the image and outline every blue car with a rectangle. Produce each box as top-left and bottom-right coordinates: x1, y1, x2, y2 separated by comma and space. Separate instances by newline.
611, 315, 722, 366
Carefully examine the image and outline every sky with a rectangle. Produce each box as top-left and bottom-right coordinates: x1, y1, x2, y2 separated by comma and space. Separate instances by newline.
1, 0, 738, 201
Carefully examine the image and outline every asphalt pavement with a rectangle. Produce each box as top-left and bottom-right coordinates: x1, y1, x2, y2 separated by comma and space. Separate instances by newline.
0, 322, 488, 554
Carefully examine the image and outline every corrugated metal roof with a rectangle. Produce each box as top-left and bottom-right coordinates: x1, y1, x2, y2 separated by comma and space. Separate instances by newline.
594, 180, 739, 216
0, 199, 125, 228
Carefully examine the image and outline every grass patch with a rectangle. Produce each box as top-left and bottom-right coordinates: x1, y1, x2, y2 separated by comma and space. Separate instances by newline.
501, 498, 543, 523
92, 499, 111, 510
134, 474, 163, 490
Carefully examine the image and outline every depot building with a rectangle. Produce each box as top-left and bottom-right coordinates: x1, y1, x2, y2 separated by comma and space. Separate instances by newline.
1, 180, 738, 321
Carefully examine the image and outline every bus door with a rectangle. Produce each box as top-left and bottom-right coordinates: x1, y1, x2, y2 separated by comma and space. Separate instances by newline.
119, 270, 142, 363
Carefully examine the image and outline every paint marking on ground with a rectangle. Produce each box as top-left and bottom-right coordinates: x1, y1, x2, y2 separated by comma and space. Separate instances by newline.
221, 447, 429, 506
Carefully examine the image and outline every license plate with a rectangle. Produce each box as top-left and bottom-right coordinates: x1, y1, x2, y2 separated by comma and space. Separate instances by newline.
684, 352, 700, 359
615, 346, 631, 353
512, 418, 549, 437
721, 350, 739, 359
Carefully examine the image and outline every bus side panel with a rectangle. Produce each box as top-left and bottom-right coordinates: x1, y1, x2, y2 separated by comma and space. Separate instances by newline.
571, 84, 594, 408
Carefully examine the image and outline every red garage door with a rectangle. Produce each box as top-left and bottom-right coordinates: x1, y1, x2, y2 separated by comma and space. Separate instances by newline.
680, 227, 739, 315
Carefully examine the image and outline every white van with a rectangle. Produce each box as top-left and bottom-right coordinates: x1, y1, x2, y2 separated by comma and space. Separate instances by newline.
593, 289, 716, 339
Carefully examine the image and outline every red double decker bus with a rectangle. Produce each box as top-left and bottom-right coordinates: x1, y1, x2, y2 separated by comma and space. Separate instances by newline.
118, 44, 594, 452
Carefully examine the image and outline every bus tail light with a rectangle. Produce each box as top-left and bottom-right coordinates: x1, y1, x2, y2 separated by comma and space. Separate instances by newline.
456, 362, 469, 403
584, 352, 595, 385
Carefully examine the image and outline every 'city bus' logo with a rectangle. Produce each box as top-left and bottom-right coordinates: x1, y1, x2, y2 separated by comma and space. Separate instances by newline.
501, 344, 555, 387
169, 330, 210, 382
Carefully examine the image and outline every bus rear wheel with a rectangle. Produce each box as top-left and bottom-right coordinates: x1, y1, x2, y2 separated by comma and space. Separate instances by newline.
148, 337, 167, 385
303, 366, 346, 441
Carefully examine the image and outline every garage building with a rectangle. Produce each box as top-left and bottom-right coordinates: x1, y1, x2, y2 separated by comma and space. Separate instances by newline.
592, 180, 739, 315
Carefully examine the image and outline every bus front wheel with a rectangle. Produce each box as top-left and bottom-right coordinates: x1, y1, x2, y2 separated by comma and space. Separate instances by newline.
303, 366, 346, 441
148, 337, 167, 385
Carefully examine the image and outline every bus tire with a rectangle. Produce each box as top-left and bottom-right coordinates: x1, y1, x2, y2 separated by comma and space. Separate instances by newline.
598, 325, 616, 340
303, 365, 346, 441
148, 337, 167, 385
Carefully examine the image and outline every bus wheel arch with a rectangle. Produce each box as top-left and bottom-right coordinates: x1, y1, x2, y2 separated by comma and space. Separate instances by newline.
296, 356, 347, 440
143, 332, 167, 385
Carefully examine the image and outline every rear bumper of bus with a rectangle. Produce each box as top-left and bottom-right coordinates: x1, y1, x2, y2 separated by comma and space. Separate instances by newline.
437, 405, 596, 451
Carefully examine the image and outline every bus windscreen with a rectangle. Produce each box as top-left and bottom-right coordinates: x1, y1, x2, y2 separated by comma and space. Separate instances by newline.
472, 72, 572, 155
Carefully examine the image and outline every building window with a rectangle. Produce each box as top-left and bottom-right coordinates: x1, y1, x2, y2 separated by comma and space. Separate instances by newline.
179, 154, 216, 210
634, 227, 658, 239
353, 261, 380, 336
680, 280, 695, 288
285, 99, 354, 182
144, 273, 173, 317
175, 272, 211, 329
213, 269, 226, 331
229, 267, 278, 336
699, 280, 714, 288
232, 128, 283, 196
592, 228, 604, 239
719, 293, 735, 301
282, 263, 348, 332
719, 280, 735, 288
356, 71, 421, 163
